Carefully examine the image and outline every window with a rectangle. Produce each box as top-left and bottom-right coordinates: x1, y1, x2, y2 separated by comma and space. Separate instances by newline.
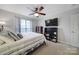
20, 19, 32, 33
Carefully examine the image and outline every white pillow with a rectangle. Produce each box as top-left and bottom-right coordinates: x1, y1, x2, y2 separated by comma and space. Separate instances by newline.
0, 27, 20, 41
0, 35, 15, 44
8, 31, 20, 41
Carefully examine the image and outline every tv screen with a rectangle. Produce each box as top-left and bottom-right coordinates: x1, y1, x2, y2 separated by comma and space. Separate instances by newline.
45, 18, 58, 26
45, 28, 57, 33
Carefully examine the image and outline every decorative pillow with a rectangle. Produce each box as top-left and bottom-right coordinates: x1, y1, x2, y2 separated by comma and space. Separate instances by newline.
8, 31, 20, 41
17, 33, 23, 39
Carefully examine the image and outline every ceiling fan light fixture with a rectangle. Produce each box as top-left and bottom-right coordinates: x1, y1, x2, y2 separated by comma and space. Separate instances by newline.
34, 13, 39, 16
27, 6, 46, 17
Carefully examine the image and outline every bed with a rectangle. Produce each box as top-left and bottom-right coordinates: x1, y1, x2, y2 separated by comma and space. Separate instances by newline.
0, 32, 46, 55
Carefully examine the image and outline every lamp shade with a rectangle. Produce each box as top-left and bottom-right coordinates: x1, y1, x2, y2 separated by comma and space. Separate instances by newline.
34, 13, 39, 16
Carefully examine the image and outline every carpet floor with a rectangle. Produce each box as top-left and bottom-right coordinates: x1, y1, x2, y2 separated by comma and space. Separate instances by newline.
32, 40, 79, 55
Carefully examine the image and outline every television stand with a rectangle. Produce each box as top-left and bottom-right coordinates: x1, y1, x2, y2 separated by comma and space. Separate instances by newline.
44, 27, 58, 43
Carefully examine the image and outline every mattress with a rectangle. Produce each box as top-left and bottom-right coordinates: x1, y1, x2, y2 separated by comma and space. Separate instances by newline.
21, 32, 45, 41
0, 32, 46, 55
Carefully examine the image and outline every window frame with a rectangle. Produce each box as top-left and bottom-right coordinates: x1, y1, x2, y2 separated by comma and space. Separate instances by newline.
20, 19, 32, 33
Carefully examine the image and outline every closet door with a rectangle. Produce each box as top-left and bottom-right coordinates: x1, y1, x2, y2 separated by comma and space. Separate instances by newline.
71, 14, 79, 47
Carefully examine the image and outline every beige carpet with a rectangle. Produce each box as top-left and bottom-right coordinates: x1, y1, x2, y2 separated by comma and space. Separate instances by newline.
32, 40, 79, 55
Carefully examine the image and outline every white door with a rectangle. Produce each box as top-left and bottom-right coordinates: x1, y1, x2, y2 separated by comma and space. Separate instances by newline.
71, 14, 79, 47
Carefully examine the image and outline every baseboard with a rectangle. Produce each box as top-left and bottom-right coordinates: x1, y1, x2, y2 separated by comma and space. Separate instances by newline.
59, 40, 79, 48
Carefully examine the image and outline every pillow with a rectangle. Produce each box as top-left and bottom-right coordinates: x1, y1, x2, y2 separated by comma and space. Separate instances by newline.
0, 39, 5, 46
8, 31, 20, 41
17, 33, 23, 39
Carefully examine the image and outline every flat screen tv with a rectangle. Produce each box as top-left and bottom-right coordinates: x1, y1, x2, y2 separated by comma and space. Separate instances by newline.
45, 18, 58, 26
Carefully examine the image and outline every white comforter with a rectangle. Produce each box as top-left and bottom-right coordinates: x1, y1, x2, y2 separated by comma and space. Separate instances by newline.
0, 32, 46, 55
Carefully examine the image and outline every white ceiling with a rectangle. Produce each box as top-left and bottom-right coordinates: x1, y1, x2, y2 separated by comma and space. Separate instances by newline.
0, 4, 79, 18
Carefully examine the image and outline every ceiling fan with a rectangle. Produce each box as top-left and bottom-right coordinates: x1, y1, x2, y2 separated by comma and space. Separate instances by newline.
27, 6, 46, 17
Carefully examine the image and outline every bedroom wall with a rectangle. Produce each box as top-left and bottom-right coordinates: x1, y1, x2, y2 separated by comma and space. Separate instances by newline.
0, 9, 38, 33
58, 9, 79, 47
38, 7, 79, 47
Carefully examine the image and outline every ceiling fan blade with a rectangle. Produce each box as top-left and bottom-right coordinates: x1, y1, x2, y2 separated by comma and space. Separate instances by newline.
38, 13, 46, 15
35, 8, 38, 11
39, 6, 44, 11
29, 13, 35, 15
26, 7, 35, 12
